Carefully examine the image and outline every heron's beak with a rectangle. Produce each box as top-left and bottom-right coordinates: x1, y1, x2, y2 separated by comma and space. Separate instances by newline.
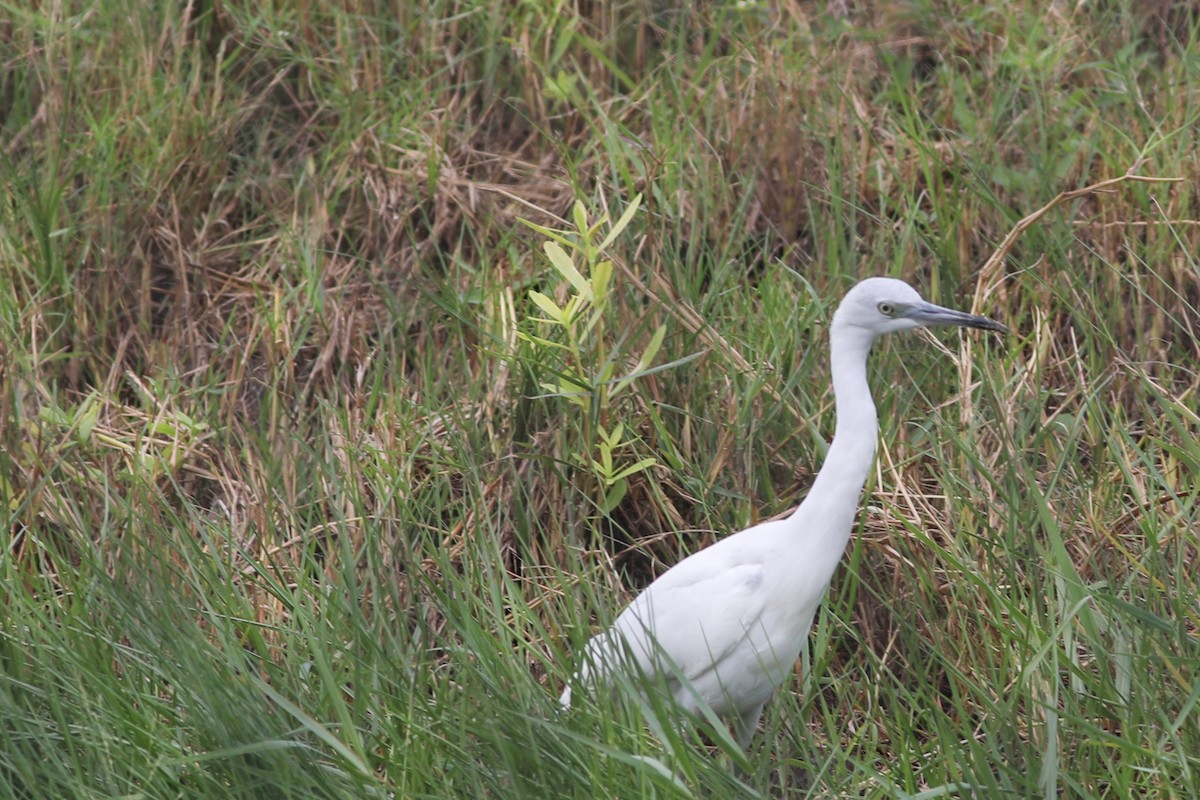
908, 302, 1009, 334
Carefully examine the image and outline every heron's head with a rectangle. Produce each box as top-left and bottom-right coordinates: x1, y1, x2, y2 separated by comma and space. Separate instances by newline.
832, 277, 1008, 340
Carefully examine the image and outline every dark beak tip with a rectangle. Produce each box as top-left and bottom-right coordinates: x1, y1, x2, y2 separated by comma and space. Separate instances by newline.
987, 320, 1011, 335
964, 314, 1009, 335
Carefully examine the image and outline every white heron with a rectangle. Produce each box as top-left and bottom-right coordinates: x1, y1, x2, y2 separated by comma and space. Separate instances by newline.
559, 277, 1007, 747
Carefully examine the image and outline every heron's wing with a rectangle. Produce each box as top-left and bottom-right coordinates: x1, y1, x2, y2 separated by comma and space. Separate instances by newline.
623, 561, 769, 681
581, 546, 772, 691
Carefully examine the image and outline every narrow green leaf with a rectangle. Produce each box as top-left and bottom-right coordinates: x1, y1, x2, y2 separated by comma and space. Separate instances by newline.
529, 290, 565, 323
518, 217, 574, 248
613, 324, 668, 396
39, 404, 71, 427
610, 457, 657, 482
600, 477, 629, 514
609, 422, 625, 444
146, 419, 181, 437
253, 677, 375, 781
561, 294, 586, 323
592, 259, 613, 304
543, 242, 593, 301
572, 199, 588, 236
517, 330, 569, 350
78, 395, 100, 442
557, 374, 590, 394
535, 380, 589, 406
550, 18, 576, 65
587, 218, 607, 242
639, 323, 667, 368
598, 193, 642, 251
596, 360, 615, 384
610, 349, 704, 394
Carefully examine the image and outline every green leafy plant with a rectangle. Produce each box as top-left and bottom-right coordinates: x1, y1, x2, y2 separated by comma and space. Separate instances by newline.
518, 194, 663, 513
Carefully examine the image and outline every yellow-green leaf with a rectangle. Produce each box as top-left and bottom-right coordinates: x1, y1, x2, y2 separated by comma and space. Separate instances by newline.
518, 218, 575, 249
528, 290, 564, 322
610, 457, 658, 483
592, 259, 613, 303
598, 193, 642, 252
607, 422, 625, 444
639, 323, 667, 367
613, 323, 667, 396
572, 200, 588, 236
77, 397, 101, 442
600, 478, 628, 513
517, 330, 570, 350
543, 242, 593, 301
586, 217, 607, 243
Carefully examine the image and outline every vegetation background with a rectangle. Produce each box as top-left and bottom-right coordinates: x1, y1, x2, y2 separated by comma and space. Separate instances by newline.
1, 0, 1198, 797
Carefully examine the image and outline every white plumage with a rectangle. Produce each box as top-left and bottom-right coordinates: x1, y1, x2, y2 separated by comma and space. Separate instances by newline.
560, 277, 1007, 747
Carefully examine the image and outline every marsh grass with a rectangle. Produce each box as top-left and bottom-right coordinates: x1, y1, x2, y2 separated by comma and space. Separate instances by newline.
2, 0, 1198, 797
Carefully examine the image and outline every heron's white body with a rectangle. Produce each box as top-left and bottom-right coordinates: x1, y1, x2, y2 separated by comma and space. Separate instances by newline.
560, 278, 1005, 746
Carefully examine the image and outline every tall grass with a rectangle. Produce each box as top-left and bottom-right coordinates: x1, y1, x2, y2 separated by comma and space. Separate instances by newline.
1, 0, 1198, 797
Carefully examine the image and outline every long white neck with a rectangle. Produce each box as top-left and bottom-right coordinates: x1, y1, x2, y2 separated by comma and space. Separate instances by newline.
788, 322, 879, 560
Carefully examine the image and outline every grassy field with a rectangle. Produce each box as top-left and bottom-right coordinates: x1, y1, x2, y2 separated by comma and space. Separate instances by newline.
2, 0, 1199, 797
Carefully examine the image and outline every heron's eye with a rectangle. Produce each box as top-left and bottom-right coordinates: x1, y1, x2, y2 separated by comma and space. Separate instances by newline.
878, 302, 895, 317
